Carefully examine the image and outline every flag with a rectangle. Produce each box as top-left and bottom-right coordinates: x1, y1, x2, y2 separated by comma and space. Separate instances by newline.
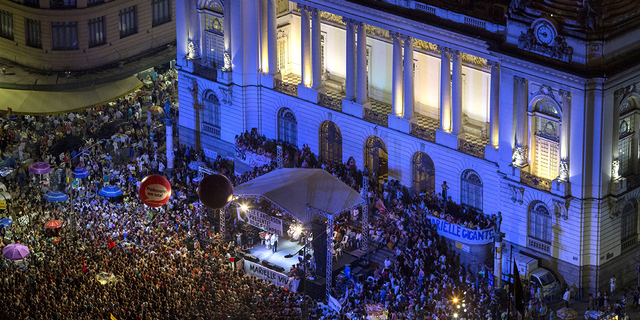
512, 261, 525, 316
82, 257, 88, 273
107, 236, 116, 249
110, 314, 117, 320
375, 199, 387, 212
488, 271, 494, 288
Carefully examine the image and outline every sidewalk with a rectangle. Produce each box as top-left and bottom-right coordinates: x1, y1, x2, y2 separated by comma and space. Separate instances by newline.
547, 290, 638, 319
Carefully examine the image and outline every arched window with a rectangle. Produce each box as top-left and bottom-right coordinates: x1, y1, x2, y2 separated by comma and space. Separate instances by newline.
532, 99, 561, 180
200, 0, 225, 68
202, 90, 220, 127
319, 121, 342, 164
618, 98, 638, 177
278, 108, 297, 145
621, 200, 638, 242
364, 136, 388, 182
411, 152, 435, 194
529, 201, 552, 243
461, 169, 482, 212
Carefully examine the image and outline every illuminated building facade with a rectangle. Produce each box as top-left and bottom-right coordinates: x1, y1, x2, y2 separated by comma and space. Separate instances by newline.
175, 0, 640, 294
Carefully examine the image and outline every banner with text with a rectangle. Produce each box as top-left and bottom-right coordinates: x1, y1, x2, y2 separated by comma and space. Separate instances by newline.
243, 260, 290, 288
235, 147, 272, 168
247, 210, 283, 236
427, 216, 494, 245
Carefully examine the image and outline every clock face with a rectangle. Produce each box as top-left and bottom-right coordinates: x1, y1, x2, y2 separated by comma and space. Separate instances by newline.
536, 25, 555, 45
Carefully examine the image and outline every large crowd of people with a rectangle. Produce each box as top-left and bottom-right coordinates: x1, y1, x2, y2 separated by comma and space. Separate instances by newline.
0, 65, 632, 320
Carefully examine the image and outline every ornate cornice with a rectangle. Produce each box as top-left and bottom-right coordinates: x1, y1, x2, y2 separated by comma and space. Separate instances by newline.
340, 16, 355, 26
558, 89, 571, 100
498, 56, 587, 85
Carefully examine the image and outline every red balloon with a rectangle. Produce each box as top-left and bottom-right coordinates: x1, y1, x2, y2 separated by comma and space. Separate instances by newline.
198, 174, 234, 209
139, 175, 172, 207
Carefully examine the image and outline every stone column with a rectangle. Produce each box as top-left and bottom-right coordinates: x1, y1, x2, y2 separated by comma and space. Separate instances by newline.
311, 8, 322, 90
514, 76, 528, 167
488, 61, 500, 148
186, 0, 200, 59
299, 5, 311, 87
559, 89, 571, 181
438, 46, 451, 132
164, 118, 175, 172
391, 32, 404, 117
356, 22, 369, 105
266, 0, 278, 75
343, 18, 357, 101
451, 50, 463, 136
403, 36, 414, 120
494, 232, 503, 289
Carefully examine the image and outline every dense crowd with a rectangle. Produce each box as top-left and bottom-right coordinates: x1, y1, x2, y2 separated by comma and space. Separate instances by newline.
1, 65, 632, 320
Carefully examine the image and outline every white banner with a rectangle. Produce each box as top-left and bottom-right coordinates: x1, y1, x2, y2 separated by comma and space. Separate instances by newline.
328, 295, 342, 312
235, 147, 272, 167
426, 216, 494, 245
18, 215, 29, 226
247, 210, 283, 236
243, 260, 290, 288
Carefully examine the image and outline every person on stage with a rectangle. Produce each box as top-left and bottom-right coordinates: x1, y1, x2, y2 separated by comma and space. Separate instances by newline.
271, 233, 278, 253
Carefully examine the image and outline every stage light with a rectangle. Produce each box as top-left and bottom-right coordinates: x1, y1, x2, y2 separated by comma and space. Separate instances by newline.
453, 313, 458, 318
452, 298, 458, 303
462, 303, 466, 307
295, 225, 302, 233
240, 204, 249, 211
457, 305, 460, 309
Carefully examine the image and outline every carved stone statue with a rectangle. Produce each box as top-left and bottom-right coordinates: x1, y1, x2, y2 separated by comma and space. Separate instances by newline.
509, 0, 528, 12
496, 211, 503, 233
518, 29, 535, 51
187, 40, 199, 59
224, 52, 232, 70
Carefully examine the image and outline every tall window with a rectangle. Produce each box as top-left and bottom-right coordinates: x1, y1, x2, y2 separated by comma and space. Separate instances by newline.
533, 100, 561, 180
618, 106, 635, 177
529, 201, 552, 243
411, 152, 434, 194
319, 121, 342, 163
0, 10, 13, 40
621, 201, 638, 242
152, 0, 171, 27
119, 6, 138, 38
203, 2, 224, 68
26, 19, 41, 48
88, 17, 106, 48
277, 30, 287, 73
51, 22, 78, 50
203, 90, 220, 127
278, 108, 297, 146
50, 0, 76, 9
461, 169, 482, 212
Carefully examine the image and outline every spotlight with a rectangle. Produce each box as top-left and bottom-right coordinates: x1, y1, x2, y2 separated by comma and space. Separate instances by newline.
295, 225, 302, 233
453, 298, 458, 303
453, 314, 458, 318
240, 204, 248, 211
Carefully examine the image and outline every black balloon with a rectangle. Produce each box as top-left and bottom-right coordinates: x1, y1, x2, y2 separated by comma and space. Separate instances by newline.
198, 174, 234, 209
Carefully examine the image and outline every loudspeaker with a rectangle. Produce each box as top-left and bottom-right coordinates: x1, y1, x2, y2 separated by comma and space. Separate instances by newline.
311, 220, 327, 277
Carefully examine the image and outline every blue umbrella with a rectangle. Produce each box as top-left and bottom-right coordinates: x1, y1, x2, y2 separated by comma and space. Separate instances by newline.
44, 191, 69, 202
99, 185, 123, 198
0, 218, 12, 228
74, 167, 90, 179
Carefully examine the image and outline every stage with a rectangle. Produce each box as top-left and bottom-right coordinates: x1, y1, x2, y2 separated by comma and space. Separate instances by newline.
247, 237, 359, 275
247, 238, 304, 273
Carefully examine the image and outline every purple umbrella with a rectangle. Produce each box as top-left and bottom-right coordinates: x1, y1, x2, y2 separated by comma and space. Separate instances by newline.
2, 243, 30, 260
28, 162, 53, 175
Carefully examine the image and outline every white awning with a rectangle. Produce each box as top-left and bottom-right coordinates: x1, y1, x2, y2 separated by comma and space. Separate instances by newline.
233, 168, 364, 223
0, 76, 143, 115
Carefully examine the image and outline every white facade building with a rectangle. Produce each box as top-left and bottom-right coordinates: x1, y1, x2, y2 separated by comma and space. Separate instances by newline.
175, 0, 640, 294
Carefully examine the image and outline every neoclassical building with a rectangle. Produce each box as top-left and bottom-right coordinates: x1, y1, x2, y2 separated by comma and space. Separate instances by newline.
175, 0, 640, 294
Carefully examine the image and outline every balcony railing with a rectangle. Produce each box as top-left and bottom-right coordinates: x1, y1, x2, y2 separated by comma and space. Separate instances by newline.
274, 78, 297, 97
364, 108, 388, 127
520, 170, 552, 192
318, 92, 342, 112
193, 63, 218, 82
410, 123, 435, 142
202, 123, 221, 139
527, 237, 551, 254
458, 139, 485, 159
622, 236, 637, 251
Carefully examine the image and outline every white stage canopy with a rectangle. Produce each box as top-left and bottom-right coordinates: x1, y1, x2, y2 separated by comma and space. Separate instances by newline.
233, 168, 364, 222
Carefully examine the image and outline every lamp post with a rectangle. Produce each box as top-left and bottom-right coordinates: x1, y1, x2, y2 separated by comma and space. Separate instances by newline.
68, 139, 105, 240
